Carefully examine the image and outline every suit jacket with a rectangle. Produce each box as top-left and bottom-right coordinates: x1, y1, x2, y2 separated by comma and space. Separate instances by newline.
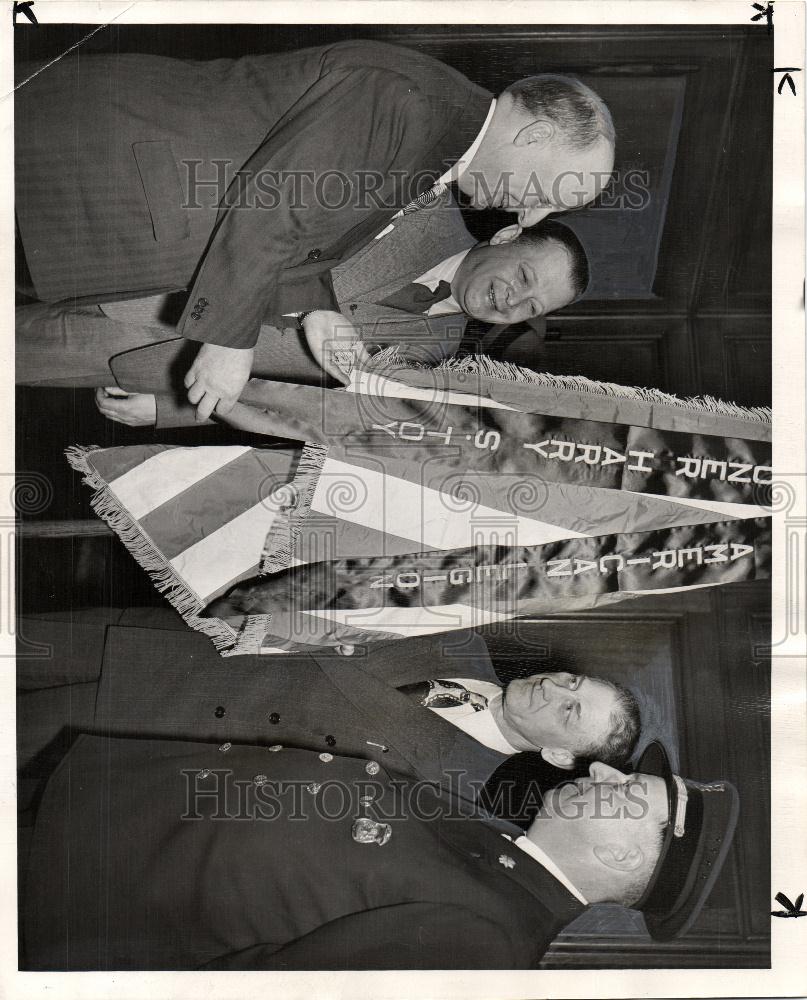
23, 734, 584, 969
90, 613, 511, 801
108, 189, 477, 427
16, 42, 490, 350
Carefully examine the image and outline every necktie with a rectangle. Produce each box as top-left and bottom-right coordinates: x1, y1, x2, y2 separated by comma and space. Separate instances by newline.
397, 181, 448, 218
378, 278, 453, 314
399, 679, 490, 712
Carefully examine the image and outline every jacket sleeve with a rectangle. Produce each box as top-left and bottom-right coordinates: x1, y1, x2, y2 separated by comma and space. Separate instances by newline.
199, 902, 520, 970
154, 392, 212, 429
178, 68, 436, 350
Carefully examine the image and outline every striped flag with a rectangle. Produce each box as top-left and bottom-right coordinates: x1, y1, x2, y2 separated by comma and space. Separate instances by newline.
68, 355, 772, 654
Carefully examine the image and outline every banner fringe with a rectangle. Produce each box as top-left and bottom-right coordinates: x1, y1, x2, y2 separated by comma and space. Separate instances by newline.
260, 441, 329, 573
370, 348, 772, 424
64, 446, 271, 654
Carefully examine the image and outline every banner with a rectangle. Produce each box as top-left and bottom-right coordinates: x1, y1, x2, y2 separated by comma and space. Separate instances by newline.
67, 356, 772, 654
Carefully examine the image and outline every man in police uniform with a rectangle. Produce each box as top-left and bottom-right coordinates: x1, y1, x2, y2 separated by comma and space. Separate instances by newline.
21, 736, 738, 969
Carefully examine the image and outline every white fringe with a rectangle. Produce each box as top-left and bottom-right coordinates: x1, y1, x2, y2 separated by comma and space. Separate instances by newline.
65, 445, 272, 655
371, 348, 772, 424
260, 441, 329, 574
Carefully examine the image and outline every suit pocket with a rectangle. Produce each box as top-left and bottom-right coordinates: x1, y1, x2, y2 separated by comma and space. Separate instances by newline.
132, 140, 190, 243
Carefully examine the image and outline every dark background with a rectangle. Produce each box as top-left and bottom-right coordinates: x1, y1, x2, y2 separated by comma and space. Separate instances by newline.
15, 23, 772, 969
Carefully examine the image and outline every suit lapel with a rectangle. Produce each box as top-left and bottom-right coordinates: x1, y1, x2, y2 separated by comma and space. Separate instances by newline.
312, 647, 508, 794
331, 190, 476, 307
360, 631, 500, 687
312, 651, 460, 786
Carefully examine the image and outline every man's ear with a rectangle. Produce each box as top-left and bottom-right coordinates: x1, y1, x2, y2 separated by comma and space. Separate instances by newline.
514, 118, 554, 147
489, 224, 522, 246
592, 844, 645, 873
540, 746, 576, 770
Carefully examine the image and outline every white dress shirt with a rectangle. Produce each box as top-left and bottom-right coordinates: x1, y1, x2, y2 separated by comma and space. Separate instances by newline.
503, 834, 589, 904
413, 248, 471, 316
436, 98, 497, 187
411, 98, 496, 315
426, 677, 519, 755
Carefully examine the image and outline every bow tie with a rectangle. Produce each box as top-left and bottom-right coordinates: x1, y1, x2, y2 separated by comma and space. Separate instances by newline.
378, 278, 453, 314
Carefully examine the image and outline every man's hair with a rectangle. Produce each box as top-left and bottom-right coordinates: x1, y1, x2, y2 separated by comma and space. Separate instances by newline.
578, 682, 641, 769
504, 74, 615, 150
616, 823, 666, 907
515, 220, 590, 301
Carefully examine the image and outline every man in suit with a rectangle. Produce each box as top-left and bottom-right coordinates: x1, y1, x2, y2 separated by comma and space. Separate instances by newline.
16, 41, 614, 420
17, 191, 589, 429
20, 734, 738, 969
17, 608, 639, 824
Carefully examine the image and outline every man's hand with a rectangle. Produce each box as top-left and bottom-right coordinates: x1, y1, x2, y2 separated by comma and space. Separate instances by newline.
184, 343, 254, 422
302, 310, 371, 385
95, 387, 157, 427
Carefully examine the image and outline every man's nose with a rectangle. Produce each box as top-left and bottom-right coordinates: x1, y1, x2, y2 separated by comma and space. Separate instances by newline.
589, 761, 627, 784
506, 284, 530, 307
517, 206, 553, 228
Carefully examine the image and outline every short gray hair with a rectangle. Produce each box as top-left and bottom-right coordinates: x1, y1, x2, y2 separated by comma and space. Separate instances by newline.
578, 682, 641, 768
504, 74, 615, 150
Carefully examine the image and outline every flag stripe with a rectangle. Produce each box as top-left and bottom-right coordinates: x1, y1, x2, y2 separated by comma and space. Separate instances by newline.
312, 458, 589, 551
169, 494, 290, 602
293, 514, 438, 566
90, 444, 179, 485
348, 371, 516, 410
303, 603, 510, 636
108, 446, 252, 520
623, 490, 769, 520
139, 449, 296, 561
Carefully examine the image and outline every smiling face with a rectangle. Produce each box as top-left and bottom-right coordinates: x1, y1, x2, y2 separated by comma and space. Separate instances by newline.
451, 236, 577, 324
498, 672, 620, 756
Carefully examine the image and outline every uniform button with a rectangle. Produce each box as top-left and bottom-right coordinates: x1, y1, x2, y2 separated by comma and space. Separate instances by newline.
268, 712, 280, 724
218, 742, 232, 752
214, 706, 226, 718
365, 761, 380, 776
191, 312, 201, 320
319, 752, 334, 763
349, 304, 358, 313
336, 644, 355, 657
198, 768, 211, 779
307, 248, 322, 260
253, 774, 268, 787
267, 744, 283, 752
325, 735, 336, 747
307, 782, 322, 794
199, 298, 209, 307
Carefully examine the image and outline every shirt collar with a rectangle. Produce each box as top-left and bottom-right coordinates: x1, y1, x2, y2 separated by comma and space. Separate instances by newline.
506, 835, 589, 904
427, 685, 519, 756
416, 247, 470, 288
437, 98, 496, 187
